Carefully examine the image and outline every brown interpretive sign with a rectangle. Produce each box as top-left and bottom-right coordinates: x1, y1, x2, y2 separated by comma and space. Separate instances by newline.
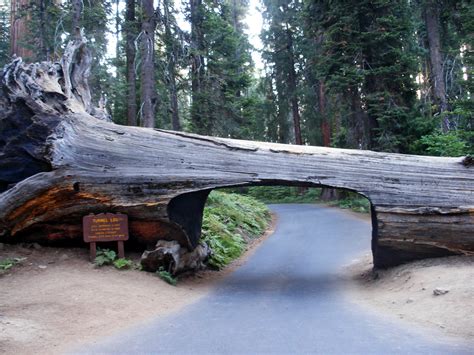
83, 213, 129, 261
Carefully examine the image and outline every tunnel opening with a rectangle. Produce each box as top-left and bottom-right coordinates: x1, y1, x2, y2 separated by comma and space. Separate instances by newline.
167, 183, 375, 272
208, 185, 374, 267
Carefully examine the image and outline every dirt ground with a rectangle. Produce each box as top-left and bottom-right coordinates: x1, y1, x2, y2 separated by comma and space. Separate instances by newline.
345, 253, 474, 341
0, 217, 276, 355
2, 212, 473, 353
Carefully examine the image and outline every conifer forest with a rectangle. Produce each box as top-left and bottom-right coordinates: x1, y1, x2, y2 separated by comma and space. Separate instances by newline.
1, 0, 473, 156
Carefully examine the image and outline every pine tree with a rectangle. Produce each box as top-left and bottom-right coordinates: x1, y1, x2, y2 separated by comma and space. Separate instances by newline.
10, 0, 33, 59
140, 0, 157, 128
189, 0, 207, 134
261, 0, 304, 144
160, 0, 183, 130
125, 0, 138, 126
424, 0, 449, 128
305, 0, 417, 152
187, 0, 256, 137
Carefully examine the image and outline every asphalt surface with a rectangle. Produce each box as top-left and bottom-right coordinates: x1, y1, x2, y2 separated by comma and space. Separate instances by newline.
78, 204, 472, 354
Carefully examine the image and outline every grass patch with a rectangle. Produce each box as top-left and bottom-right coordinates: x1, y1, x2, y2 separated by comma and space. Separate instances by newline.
0, 257, 26, 272
201, 191, 271, 269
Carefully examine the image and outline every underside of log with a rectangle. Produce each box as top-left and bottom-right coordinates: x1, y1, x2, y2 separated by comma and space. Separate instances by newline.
0, 39, 473, 268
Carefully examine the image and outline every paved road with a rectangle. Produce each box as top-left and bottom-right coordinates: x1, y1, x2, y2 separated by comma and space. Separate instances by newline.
79, 205, 472, 354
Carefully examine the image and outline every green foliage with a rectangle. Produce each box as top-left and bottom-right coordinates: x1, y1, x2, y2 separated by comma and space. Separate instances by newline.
233, 186, 321, 204
304, 0, 418, 152
94, 248, 117, 267
329, 193, 371, 214
201, 191, 271, 269
25, 0, 63, 61
234, 186, 370, 213
157, 267, 178, 286
2, 0, 472, 157
416, 131, 470, 157
260, 0, 304, 144
113, 258, 133, 270
0, 257, 26, 272
94, 248, 136, 270
188, 0, 259, 138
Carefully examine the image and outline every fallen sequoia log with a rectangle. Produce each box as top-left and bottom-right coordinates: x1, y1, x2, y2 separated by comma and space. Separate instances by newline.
0, 38, 473, 268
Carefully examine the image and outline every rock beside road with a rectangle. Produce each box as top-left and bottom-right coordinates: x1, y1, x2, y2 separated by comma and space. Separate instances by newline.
141, 240, 211, 275
433, 287, 450, 296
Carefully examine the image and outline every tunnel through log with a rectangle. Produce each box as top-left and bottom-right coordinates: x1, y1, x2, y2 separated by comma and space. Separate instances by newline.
0, 37, 473, 268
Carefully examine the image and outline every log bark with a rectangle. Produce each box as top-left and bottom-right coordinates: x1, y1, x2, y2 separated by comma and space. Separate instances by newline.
0, 47, 473, 268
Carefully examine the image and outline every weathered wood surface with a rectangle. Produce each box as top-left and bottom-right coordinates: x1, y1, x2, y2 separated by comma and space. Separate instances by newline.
0, 41, 472, 267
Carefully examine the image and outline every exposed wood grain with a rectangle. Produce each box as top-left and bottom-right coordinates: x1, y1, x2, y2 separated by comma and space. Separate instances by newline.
0, 44, 472, 268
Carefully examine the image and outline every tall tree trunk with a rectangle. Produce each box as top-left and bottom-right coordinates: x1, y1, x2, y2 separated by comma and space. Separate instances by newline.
319, 81, 330, 147
348, 87, 367, 149
10, 0, 32, 58
170, 76, 180, 131
125, 0, 138, 126
318, 79, 340, 201
140, 0, 156, 128
190, 0, 206, 133
115, 0, 120, 76
424, 0, 449, 130
265, 75, 279, 142
275, 73, 290, 144
286, 28, 303, 146
231, 0, 242, 98
71, 0, 82, 39
163, 0, 181, 131
38, 0, 47, 60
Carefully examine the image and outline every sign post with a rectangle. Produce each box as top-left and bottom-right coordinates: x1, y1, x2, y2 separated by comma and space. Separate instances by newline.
83, 213, 129, 261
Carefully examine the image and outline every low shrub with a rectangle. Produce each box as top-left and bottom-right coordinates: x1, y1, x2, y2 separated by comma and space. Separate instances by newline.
157, 267, 178, 285
0, 257, 26, 272
201, 191, 271, 269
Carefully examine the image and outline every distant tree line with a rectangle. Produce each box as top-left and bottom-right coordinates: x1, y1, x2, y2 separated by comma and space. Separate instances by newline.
1, 0, 472, 156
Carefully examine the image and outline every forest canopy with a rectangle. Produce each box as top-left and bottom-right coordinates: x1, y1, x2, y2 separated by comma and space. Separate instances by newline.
2, 0, 472, 156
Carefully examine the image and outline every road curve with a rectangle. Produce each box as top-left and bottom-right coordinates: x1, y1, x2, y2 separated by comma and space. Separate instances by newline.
78, 205, 471, 354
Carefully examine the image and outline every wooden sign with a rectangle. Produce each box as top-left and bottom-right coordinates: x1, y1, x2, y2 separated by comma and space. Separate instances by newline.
83, 213, 129, 261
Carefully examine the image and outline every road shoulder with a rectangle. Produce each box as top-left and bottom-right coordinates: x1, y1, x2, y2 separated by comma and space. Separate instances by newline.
344, 252, 474, 343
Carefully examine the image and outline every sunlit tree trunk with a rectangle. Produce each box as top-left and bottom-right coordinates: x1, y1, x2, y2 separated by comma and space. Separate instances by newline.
10, 0, 32, 58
